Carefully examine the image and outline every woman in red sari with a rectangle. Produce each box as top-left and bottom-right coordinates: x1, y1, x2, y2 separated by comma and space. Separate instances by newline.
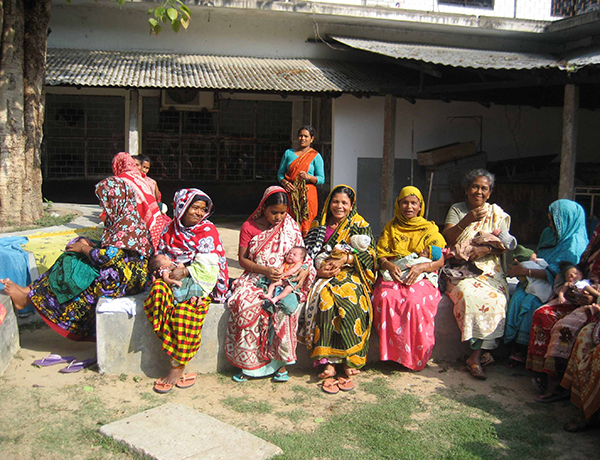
111, 152, 170, 249
277, 126, 325, 236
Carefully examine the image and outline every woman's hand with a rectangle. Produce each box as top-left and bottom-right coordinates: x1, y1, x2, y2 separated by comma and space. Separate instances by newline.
505, 260, 524, 277
403, 263, 427, 286
565, 288, 595, 306
289, 266, 309, 287
381, 259, 404, 283
466, 205, 487, 225
266, 266, 283, 282
282, 179, 295, 193
317, 259, 343, 279
298, 171, 313, 184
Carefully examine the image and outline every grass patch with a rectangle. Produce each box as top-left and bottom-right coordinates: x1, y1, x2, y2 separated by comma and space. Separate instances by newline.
4, 212, 76, 232
221, 396, 273, 414
258, 390, 560, 459
276, 408, 309, 423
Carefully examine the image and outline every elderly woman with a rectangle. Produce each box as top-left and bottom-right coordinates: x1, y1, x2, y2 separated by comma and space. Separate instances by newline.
443, 169, 512, 380
144, 189, 229, 393
560, 310, 600, 432
302, 185, 377, 384
2, 177, 151, 341
111, 152, 170, 249
523, 222, 599, 402
225, 186, 315, 382
373, 186, 446, 371
277, 125, 325, 236
505, 199, 588, 368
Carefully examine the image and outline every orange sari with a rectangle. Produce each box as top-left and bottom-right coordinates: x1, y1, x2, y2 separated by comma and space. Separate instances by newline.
285, 148, 319, 235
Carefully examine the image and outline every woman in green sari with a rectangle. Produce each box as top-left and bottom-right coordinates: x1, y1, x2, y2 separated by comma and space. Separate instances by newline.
302, 185, 377, 382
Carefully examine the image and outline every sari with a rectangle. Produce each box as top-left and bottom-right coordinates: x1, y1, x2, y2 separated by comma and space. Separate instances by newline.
225, 186, 316, 377
526, 221, 600, 374
506, 200, 588, 346
284, 148, 319, 235
373, 186, 446, 370
444, 202, 511, 350
144, 189, 229, 366
561, 320, 600, 420
29, 177, 151, 340
111, 152, 170, 250
302, 185, 377, 370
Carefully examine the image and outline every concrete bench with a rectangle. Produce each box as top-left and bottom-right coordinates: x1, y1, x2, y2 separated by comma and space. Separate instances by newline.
0, 292, 20, 376
96, 292, 470, 377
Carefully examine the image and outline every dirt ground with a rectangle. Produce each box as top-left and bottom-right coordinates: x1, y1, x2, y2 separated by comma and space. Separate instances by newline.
1, 323, 599, 459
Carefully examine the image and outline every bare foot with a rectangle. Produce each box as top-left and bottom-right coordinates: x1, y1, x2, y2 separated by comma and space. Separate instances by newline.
1, 279, 32, 310
318, 363, 336, 379
344, 365, 361, 377
159, 364, 186, 386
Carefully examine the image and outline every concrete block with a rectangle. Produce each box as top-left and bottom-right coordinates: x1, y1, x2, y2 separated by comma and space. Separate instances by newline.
431, 295, 471, 362
96, 292, 233, 378
99, 403, 282, 460
0, 292, 20, 376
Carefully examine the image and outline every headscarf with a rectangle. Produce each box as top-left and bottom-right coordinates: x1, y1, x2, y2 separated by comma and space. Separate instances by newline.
94, 177, 153, 257
537, 199, 589, 278
377, 186, 446, 259
111, 152, 166, 248
159, 188, 229, 301
247, 185, 288, 222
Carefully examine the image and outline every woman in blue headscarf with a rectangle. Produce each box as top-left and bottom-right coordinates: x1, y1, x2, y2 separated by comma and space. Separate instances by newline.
504, 199, 588, 365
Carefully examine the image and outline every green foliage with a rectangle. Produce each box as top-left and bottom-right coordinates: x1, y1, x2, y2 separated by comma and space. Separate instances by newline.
146, 1, 192, 35
221, 396, 273, 414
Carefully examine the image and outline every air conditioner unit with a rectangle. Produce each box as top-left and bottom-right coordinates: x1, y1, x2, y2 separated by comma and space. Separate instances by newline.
161, 89, 214, 111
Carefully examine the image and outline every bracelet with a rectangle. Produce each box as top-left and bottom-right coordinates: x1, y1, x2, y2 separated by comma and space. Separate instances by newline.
528, 269, 531, 277
429, 262, 433, 270
456, 223, 464, 231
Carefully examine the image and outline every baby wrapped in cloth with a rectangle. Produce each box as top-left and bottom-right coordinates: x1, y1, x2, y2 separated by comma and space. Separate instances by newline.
380, 245, 443, 287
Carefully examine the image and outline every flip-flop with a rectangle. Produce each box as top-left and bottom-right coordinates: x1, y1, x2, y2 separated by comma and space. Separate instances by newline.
33, 354, 76, 368
321, 378, 339, 395
59, 358, 96, 373
154, 379, 173, 394
480, 352, 495, 367
337, 377, 354, 392
467, 363, 487, 380
273, 371, 289, 382
232, 373, 249, 383
175, 373, 197, 389
534, 390, 570, 403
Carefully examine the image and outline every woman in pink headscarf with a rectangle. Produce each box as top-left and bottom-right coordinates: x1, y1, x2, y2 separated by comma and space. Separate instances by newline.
111, 152, 170, 249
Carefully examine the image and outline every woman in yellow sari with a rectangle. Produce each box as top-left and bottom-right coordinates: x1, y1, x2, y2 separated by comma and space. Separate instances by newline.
277, 126, 325, 236
302, 185, 377, 381
373, 186, 446, 371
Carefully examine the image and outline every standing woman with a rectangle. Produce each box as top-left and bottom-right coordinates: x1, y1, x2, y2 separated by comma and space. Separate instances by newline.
277, 126, 325, 236
225, 186, 315, 382
373, 186, 446, 371
303, 185, 377, 380
144, 189, 229, 393
443, 169, 512, 380
2, 177, 151, 340
505, 199, 588, 365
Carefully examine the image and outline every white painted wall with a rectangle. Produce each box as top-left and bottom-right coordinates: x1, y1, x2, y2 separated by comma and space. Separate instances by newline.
332, 95, 600, 188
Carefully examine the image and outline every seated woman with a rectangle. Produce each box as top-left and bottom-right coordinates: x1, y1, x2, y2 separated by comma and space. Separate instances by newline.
302, 185, 377, 382
505, 199, 588, 366
225, 186, 315, 382
443, 169, 512, 380
111, 152, 170, 249
525, 221, 600, 402
144, 189, 229, 393
560, 310, 600, 432
1, 177, 151, 340
373, 186, 446, 371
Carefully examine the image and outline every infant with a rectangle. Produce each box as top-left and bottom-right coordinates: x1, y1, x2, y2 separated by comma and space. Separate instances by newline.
314, 234, 372, 270
149, 253, 220, 303
261, 246, 307, 309
380, 245, 443, 286
516, 248, 553, 303
449, 228, 517, 262
557, 262, 600, 304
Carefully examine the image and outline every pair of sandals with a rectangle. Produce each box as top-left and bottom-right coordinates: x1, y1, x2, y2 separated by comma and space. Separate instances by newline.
33, 354, 97, 373
154, 373, 197, 394
321, 377, 354, 394
232, 370, 289, 383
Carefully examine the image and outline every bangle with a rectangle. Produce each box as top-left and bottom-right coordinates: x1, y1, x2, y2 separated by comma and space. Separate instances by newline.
429, 262, 433, 270
528, 269, 531, 277
456, 223, 464, 231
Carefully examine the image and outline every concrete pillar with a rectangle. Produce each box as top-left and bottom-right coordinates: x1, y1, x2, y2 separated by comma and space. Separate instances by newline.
380, 95, 396, 231
128, 89, 140, 156
558, 84, 579, 200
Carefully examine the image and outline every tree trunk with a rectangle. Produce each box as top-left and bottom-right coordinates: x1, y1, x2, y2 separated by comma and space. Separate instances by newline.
0, 0, 49, 226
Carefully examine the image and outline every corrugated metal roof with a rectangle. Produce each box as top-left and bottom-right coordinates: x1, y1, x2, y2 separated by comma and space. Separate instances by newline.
45, 48, 388, 93
331, 36, 561, 71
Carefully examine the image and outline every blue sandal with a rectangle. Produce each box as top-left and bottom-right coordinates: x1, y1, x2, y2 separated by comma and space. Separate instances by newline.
232, 373, 249, 382
273, 371, 289, 382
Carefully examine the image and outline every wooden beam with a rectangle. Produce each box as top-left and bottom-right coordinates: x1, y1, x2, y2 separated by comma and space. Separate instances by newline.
380, 95, 396, 231
558, 84, 579, 200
